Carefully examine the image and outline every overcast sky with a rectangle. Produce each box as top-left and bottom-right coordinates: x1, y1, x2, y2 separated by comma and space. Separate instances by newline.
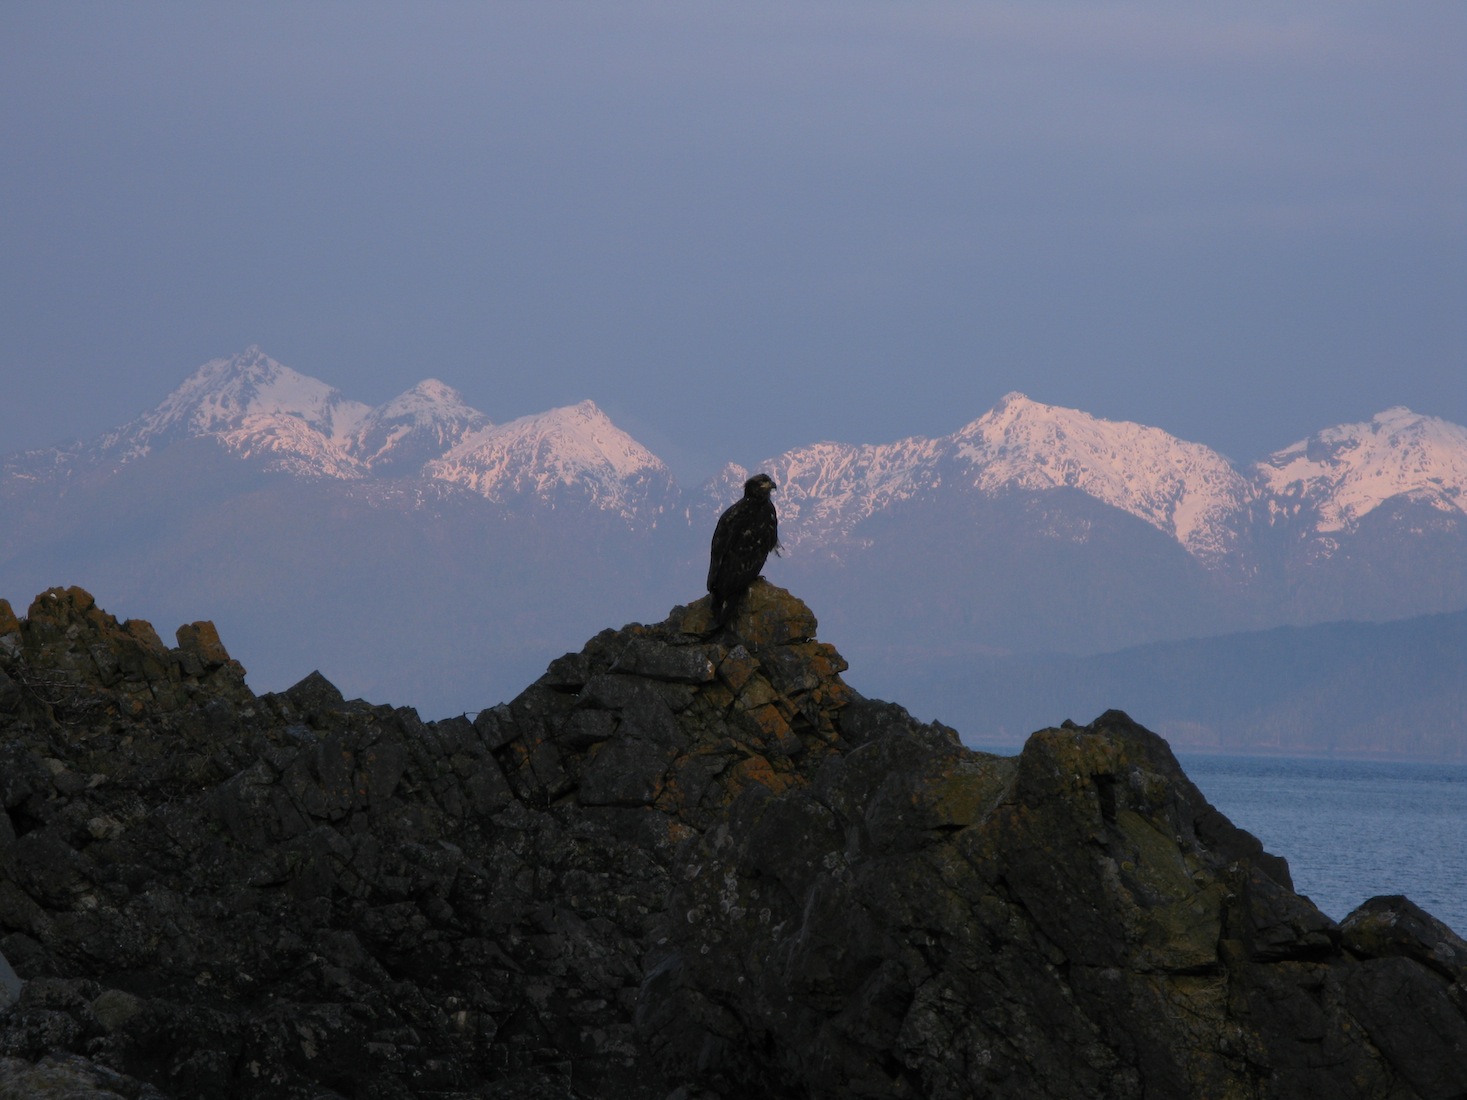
3, 2, 1463, 483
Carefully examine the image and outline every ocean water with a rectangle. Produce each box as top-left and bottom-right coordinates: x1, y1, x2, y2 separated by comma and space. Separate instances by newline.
1179, 754, 1467, 936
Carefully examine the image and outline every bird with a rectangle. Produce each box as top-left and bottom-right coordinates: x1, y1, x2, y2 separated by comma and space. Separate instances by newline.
706, 472, 781, 629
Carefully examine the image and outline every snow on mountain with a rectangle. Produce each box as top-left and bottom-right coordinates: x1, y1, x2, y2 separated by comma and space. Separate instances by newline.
90, 349, 502, 481
758, 436, 947, 547
425, 400, 676, 520
1255, 407, 1467, 533
18, 348, 673, 511
688, 463, 763, 537
9, 345, 1464, 568
952, 393, 1255, 560
349, 379, 492, 473
104, 346, 373, 478
703, 462, 752, 500
764, 393, 1253, 560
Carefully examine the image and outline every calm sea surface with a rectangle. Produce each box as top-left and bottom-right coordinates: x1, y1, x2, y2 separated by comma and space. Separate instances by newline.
1179, 754, 1467, 936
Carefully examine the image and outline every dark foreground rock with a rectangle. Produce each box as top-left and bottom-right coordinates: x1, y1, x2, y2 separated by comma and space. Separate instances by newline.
1, 583, 1465, 1099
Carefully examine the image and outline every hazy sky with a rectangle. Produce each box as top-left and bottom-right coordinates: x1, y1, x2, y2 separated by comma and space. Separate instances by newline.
3, 2, 1463, 483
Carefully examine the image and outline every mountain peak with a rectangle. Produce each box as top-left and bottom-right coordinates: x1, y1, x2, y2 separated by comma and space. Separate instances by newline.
351, 380, 491, 474
989, 390, 1038, 413
371, 379, 485, 425
155, 347, 362, 430
950, 395, 1252, 558
395, 377, 462, 402
540, 398, 608, 424
472, 399, 618, 442
102, 348, 371, 467
1257, 407, 1467, 532
1368, 405, 1426, 428
426, 400, 674, 519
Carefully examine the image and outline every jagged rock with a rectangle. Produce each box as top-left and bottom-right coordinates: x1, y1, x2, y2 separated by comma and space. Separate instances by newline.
5, 586, 250, 721
0, 584, 1464, 1098
1341, 894, 1467, 981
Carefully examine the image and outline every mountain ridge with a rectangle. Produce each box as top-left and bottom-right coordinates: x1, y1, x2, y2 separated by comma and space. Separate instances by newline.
9, 347, 1463, 563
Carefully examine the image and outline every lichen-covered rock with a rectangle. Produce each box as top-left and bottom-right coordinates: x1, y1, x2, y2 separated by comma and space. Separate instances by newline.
8, 586, 250, 721
0, 1050, 166, 1098
1, 585, 1464, 1098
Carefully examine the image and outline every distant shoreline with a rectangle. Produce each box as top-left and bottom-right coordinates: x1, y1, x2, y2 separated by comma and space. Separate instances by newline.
961, 738, 1467, 767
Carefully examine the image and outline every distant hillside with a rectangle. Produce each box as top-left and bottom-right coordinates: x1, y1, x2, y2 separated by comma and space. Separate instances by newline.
868, 610, 1467, 760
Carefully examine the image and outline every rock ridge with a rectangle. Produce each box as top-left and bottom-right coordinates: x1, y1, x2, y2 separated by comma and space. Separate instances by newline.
1, 584, 1465, 1098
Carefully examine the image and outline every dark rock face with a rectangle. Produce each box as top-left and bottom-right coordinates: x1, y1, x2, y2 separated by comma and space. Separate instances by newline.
1, 582, 1465, 1099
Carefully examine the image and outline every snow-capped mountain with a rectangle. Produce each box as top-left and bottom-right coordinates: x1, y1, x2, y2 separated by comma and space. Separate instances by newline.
9, 349, 1465, 566
9, 349, 678, 521
757, 394, 1467, 567
952, 394, 1255, 561
96, 351, 676, 521
1256, 406, 1467, 534
68, 348, 495, 484
350, 379, 492, 474
427, 400, 676, 521
749, 435, 947, 547
104, 346, 374, 478
756, 393, 1253, 561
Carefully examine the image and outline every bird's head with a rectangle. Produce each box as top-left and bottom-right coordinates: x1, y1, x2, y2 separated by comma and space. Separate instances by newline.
744, 473, 777, 499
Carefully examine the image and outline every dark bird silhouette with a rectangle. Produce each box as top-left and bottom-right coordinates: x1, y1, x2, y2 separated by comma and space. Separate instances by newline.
707, 473, 780, 628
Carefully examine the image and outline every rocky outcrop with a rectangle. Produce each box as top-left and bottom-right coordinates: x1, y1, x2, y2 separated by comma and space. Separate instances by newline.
0, 587, 251, 720
1, 583, 1465, 1098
